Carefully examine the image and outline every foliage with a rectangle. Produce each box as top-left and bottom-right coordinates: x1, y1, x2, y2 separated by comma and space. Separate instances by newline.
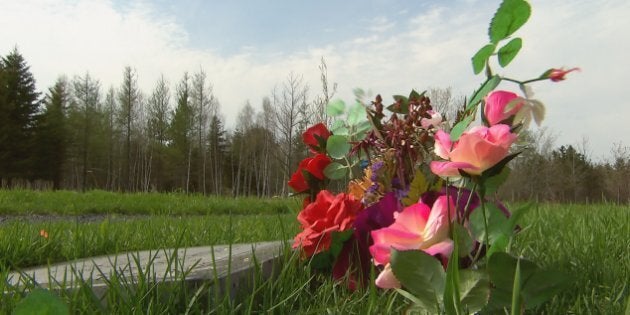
287, 1, 584, 314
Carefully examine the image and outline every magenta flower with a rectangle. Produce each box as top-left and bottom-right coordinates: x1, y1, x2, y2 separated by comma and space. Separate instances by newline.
369, 196, 456, 289
484, 91, 524, 126
430, 124, 517, 177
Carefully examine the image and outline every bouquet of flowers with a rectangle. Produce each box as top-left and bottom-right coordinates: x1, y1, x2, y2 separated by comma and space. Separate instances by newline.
289, 0, 577, 313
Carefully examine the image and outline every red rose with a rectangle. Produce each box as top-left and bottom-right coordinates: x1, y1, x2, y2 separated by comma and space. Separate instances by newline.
548, 67, 580, 82
302, 123, 331, 154
293, 190, 364, 257
287, 154, 331, 193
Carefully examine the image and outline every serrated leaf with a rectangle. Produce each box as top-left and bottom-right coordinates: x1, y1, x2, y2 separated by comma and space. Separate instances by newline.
323, 162, 346, 180
472, 44, 496, 74
498, 37, 523, 67
327, 99, 346, 117
489, 0, 532, 43
391, 249, 445, 312
13, 289, 70, 315
450, 115, 474, 142
326, 135, 351, 159
459, 270, 491, 313
466, 75, 501, 111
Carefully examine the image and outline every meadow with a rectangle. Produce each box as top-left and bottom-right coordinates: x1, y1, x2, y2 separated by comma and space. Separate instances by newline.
0, 190, 628, 314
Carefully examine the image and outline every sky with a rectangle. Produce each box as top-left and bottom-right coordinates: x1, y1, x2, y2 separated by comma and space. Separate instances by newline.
1, 0, 629, 161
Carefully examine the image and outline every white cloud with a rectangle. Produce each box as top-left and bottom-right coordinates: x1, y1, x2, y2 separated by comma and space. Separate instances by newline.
0, 0, 628, 159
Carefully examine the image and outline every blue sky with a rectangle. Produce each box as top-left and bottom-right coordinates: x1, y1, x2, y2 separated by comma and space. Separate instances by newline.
1, 0, 629, 160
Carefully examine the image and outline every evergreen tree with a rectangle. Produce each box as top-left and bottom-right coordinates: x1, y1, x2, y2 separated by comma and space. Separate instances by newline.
167, 73, 194, 192
207, 114, 228, 194
34, 78, 69, 189
0, 48, 41, 185
147, 75, 171, 191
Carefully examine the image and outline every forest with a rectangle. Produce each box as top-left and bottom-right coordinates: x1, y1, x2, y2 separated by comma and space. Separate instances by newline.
1, 47, 628, 203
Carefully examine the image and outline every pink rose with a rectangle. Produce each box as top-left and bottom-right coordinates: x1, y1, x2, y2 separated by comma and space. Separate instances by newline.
430, 124, 517, 177
484, 91, 524, 126
420, 110, 443, 129
369, 196, 456, 289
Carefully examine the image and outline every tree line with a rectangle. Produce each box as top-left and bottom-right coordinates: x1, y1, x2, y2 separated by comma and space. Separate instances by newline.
1, 48, 628, 202
0, 48, 330, 196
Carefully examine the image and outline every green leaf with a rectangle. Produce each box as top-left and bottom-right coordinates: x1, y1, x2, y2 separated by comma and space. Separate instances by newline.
487, 253, 571, 310
13, 289, 70, 315
409, 89, 424, 101
443, 237, 462, 315
484, 166, 511, 196
489, 0, 532, 43
387, 95, 410, 114
506, 202, 531, 232
454, 223, 475, 257
481, 152, 521, 180
511, 259, 523, 315
329, 230, 353, 258
487, 252, 538, 309
332, 126, 349, 136
486, 233, 509, 259
390, 249, 445, 312
521, 269, 571, 308
459, 270, 491, 313
466, 75, 501, 111
347, 102, 366, 126
327, 99, 346, 117
469, 203, 510, 244
472, 44, 496, 74
450, 115, 474, 142
497, 37, 523, 67
326, 135, 351, 159
323, 162, 347, 180
355, 120, 372, 134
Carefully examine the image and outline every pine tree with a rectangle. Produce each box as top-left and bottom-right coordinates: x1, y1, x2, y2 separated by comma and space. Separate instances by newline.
34, 78, 69, 189
0, 48, 41, 185
168, 73, 194, 192
207, 114, 228, 194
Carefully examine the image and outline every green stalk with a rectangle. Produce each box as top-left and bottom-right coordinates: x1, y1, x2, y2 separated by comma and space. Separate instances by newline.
511, 258, 523, 315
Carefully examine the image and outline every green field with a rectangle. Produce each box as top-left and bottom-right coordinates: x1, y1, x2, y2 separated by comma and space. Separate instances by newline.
0, 190, 628, 314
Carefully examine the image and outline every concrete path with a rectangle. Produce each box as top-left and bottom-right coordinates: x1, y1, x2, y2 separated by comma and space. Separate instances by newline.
7, 241, 286, 298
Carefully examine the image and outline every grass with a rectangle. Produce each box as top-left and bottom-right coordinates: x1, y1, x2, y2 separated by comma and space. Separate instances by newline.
0, 189, 300, 215
0, 214, 299, 269
512, 203, 629, 314
0, 190, 627, 313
